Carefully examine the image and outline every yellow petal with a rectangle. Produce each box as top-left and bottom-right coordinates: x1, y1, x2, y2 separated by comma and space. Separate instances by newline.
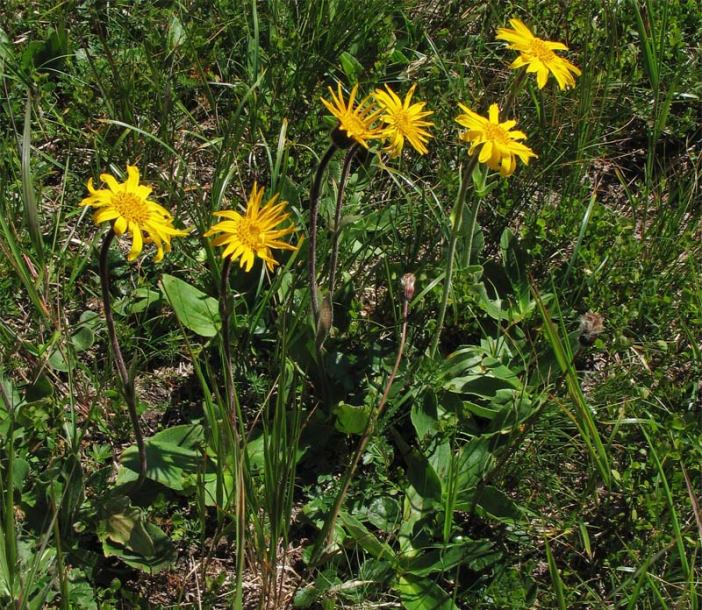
478, 141, 493, 163
94, 208, 120, 224
114, 216, 128, 235
537, 68, 548, 89
128, 224, 143, 260
126, 165, 140, 190
100, 173, 122, 192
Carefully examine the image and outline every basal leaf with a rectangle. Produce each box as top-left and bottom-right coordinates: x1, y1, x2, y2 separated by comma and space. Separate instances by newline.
399, 538, 495, 577
338, 512, 395, 561
406, 449, 442, 505
332, 402, 371, 435
101, 521, 176, 574
476, 485, 523, 522
118, 437, 208, 491
395, 574, 457, 610
161, 274, 221, 337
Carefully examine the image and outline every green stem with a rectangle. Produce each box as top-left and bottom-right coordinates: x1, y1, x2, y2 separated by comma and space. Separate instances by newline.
313, 294, 410, 562
465, 198, 482, 271
50, 493, 69, 610
428, 70, 528, 358
99, 229, 147, 492
219, 257, 240, 443
308, 143, 338, 325
429, 156, 478, 358
218, 257, 246, 610
504, 69, 527, 114
233, 458, 246, 610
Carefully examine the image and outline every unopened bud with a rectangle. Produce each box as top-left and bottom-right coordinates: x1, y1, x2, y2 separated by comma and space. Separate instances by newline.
316, 294, 333, 350
401, 273, 416, 302
579, 312, 604, 347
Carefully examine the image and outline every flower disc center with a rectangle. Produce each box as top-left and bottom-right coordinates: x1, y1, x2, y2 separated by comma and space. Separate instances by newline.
484, 123, 510, 145
389, 109, 412, 135
528, 38, 555, 62
112, 192, 150, 223
238, 219, 264, 248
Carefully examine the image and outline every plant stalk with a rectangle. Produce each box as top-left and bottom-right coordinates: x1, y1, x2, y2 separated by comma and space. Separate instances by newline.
504, 69, 527, 114
328, 144, 358, 299
429, 69, 528, 358
429, 156, 477, 357
218, 256, 246, 610
99, 229, 146, 491
308, 143, 338, 325
313, 288, 411, 562
219, 256, 241, 443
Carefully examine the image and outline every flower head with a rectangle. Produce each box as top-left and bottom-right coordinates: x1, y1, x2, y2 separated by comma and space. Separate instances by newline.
455, 103, 537, 177
496, 18, 581, 90
321, 83, 381, 148
374, 84, 434, 156
205, 182, 298, 272
80, 165, 188, 262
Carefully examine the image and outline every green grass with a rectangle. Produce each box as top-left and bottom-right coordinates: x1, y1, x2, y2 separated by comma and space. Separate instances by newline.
0, 0, 701, 608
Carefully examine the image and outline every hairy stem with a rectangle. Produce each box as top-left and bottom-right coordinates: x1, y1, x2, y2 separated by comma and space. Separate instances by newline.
99, 229, 146, 491
313, 293, 410, 562
328, 144, 358, 299
308, 143, 338, 325
219, 256, 240, 442
504, 69, 527, 114
218, 256, 246, 610
429, 156, 477, 358
429, 71, 528, 358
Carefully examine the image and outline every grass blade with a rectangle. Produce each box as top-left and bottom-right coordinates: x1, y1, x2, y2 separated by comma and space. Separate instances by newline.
531, 280, 611, 486
544, 537, 567, 610
20, 91, 44, 266
641, 424, 690, 578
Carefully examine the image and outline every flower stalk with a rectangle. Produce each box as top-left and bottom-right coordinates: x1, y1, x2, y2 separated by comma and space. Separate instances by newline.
219, 256, 240, 442
327, 143, 359, 309
217, 256, 246, 609
308, 143, 338, 326
428, 156, 478, 358
430, 71, 532, 357
312, 274, 413, 563
99, 229, 147, 491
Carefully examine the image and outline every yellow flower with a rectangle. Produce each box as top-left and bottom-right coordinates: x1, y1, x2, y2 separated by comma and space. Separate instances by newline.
374, 84, 434, 156
204, 182, 298, 272
81, 165, 188, 262
455, 103, 537, 177
496, 18, 582, 90
321, 83, 381, 148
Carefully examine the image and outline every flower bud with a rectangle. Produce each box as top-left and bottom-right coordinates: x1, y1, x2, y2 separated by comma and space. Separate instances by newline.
579, 312, 604, 347
316, 294, 333, 350
401, 273, 416, 302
